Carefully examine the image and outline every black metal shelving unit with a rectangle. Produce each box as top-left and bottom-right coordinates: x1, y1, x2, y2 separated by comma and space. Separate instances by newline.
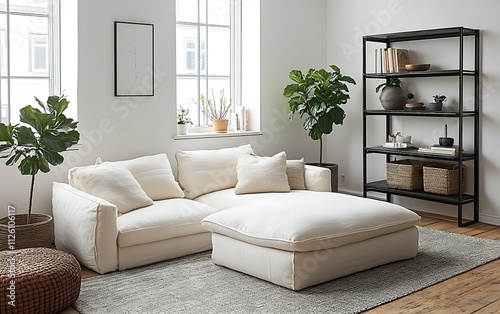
362, 27, 480, 227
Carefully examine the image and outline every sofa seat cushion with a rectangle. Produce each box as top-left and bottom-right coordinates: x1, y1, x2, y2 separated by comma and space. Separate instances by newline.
201, 192, 420, 252
117, 199, 219, 248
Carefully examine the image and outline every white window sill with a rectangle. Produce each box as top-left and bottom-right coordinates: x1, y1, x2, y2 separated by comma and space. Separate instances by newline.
173, 130, 263, 140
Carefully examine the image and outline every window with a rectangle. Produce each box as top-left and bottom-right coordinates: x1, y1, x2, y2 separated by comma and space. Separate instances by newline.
30, 33, 48, 72
176, 0, 239, 128
0, 0, 59, 124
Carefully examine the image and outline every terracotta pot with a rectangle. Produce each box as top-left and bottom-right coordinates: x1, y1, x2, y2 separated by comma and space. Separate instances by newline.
212, 119, 229, 133
0, 214, 53, 250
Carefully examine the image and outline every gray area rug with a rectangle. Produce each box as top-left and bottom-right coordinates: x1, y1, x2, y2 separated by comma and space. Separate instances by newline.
74, 227, 500, 314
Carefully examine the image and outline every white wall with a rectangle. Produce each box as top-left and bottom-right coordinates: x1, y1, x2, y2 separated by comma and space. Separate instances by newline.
0, 0, 327, 217
326, 0, 500, 225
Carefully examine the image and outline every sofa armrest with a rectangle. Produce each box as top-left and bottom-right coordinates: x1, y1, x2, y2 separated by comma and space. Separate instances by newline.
304, 165, 331, 192
52, 182, 119, 274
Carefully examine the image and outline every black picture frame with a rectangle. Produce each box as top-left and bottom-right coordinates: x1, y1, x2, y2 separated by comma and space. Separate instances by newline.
114, 21, 155, 97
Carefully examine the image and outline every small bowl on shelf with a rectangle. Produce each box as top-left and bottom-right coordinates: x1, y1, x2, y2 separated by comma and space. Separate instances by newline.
439, 137, 454, 147
405, 63, 431, 71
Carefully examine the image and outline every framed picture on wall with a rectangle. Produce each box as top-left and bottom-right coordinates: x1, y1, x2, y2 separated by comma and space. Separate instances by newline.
114, 21, 155, 97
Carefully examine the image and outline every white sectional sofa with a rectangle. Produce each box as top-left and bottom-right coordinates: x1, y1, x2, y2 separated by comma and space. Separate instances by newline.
52, 144, 421, 290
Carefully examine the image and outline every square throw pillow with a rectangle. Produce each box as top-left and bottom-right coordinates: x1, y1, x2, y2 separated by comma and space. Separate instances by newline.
286, 158, 306, 190
70, 166, 154, 215
235, 151, 290, 195
98, 154, 184, 201
176, 144, 254, 199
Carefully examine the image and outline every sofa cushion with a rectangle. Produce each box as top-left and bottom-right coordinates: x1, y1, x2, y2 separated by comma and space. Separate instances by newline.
117, 199, 219, 248
175, 144, 254, 199
98, 153, 185, 201
235, 152, 290, 194
70, 166, 154, 214
286, 158, 306, 190
201, 191, 421, 252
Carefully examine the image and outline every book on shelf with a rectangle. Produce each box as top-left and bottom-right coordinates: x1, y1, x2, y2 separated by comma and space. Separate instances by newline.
377, 48, 409, 73
417, 145, 462, 156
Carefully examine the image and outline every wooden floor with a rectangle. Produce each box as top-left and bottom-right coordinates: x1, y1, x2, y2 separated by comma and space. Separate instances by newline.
63, 213, 500, 314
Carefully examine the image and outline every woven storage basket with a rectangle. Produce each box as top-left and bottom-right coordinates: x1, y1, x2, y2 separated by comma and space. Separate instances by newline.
0, 247, 81, 314
423, 163, 466, 195
0, 214, 53, 250
386, 159, 427, 190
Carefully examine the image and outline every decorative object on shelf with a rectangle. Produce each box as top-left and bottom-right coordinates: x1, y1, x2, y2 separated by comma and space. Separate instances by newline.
439, 124, 454, 147
375, 77, 406, 110
198, 89, 232, 133
423, 163, 466, 195
404, 63, 431, 71
0, 95, 80, 250
396, 134, 412, 143
386, 159, 427, 190
405, 92, 425, 110
283, 65, 356, 166
176, 106, 192, 135
428, 94, 447, 111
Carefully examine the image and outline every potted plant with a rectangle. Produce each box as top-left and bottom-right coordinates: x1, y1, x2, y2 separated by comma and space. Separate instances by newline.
375, 77, 406, 110
428, 94, 447, 111
177, 106, 192, 135
283, 65, 356, 191
199, 88, 232, 133
0, 95, 80, 250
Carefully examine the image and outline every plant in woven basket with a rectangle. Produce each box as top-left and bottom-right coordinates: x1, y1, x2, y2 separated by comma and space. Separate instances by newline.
0, 95, 80, 227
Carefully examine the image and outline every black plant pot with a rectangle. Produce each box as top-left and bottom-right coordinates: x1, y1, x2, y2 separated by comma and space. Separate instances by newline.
306, 163, 338, 192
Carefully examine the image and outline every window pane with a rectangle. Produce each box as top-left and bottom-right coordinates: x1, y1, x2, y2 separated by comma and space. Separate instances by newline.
177, 77, 199, 124
10, 14, 48, 76
176, 0, 198, 23
10, 0, 48, 14
208, 0, 230, 26
0, 15, 6, 75
207, 27, 230, 76
9, 78, 48, 123
176, 24, 207, 75
0, 79, 7, 124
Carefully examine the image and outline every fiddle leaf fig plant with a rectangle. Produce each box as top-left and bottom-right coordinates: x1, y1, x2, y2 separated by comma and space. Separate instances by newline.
283, 65, 356, 165
0, 95, 80, 224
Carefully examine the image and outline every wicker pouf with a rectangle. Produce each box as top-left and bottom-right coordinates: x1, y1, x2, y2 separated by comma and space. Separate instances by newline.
0, 247, 81, 314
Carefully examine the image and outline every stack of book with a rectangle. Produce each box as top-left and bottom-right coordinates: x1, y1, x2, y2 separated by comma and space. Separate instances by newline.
417, 145, 461, 156
374, 48, 409, 73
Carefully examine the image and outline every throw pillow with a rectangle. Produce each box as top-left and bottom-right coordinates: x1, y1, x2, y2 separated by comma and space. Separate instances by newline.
286, 158, 306, 190
70, 166, 154, 214
99, 153, 184, 201
235, 151, 290, 194
175, 144, 254, 199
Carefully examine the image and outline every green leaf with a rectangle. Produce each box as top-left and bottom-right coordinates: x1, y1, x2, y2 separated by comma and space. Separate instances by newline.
14, 126, 38, 147
41, 149, 64, 166
283, 84, 298, 98
330, 106, 346, 125
308, 124, 323, 140
0, 123, 14, 142
288, 70, 303, 83
35, 96, 47, 112
5, 153, 21, 166
20, 105, 53, 134
54, 97, 69, 117
318, 114, 334, 134
18, 156, 40, 175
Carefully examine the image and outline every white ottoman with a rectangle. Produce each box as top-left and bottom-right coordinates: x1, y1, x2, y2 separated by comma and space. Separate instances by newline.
201, 193, 421, 290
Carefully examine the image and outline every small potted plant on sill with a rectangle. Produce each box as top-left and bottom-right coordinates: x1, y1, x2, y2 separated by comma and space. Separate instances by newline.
0, 95, 80, 250
428, 94, 447, 111
177, 106, 192, 135
199, 89, 232, 133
